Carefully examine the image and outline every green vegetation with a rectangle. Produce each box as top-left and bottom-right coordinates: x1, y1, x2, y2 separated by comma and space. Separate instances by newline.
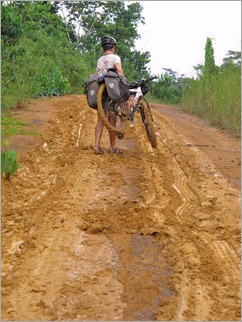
1, 150, 19, 180
1, 115, 40, 147
148, 69, 190, 105
1, 0, 89, 113
1, 1, 150, 113
1, 2, 240, 145
180, 39, 241, 136
1, 1, 150, 141
204, 37, 217, 76
56, 1, 151, 80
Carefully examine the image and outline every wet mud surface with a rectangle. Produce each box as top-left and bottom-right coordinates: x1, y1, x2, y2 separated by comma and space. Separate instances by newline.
1, 95, 241, 320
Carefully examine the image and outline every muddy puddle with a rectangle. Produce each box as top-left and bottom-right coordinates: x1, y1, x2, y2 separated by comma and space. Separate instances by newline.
56, 231, 172, 321
111, 234, 172, 321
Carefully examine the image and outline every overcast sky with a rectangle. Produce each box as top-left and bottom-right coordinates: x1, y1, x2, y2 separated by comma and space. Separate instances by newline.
135, 1, 241, 77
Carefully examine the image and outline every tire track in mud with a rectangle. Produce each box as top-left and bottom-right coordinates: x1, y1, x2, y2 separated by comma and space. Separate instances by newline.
1, 96, 241, 321
197, 231, 240, 278
156, 128, 210, 321
154, 110, 240, 321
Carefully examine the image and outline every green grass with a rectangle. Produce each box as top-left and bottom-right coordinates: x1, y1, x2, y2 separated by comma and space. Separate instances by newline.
145, 93, 171, 105
180, 69, 241, 137
1, 115, 40, 147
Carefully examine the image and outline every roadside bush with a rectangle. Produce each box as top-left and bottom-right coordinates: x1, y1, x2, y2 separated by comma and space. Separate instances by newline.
180, 66, 241, 136
1, 1, 90, 113
148, 72, 186, 105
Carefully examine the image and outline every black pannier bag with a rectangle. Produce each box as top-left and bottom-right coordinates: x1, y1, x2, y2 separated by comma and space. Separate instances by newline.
84, 74, 100, 109
104, 70, 130, 103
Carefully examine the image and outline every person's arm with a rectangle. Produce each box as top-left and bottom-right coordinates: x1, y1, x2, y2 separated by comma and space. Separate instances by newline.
114, 62, 124, 76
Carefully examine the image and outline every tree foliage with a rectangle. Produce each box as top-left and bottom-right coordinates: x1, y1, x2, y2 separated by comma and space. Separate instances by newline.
1, 0, 152, 114
1, 0, 90, 111
181, 38, 241, 136
149, 68, 189, 104
1, 0, 240, 134
204, 37, 217, 76
221, 50, 241, 71
54, 1, 151, 80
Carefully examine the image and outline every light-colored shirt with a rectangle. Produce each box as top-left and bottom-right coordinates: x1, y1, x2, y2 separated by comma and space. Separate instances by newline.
96, 53, 121, 76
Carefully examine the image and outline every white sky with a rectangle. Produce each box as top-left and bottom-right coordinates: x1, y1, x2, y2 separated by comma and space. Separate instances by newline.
135, 1, 241, 77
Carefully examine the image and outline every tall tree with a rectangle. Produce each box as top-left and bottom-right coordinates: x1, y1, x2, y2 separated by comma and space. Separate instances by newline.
204, 37, 217, 76
221, 50, 241, 70
55, 1, 151, 79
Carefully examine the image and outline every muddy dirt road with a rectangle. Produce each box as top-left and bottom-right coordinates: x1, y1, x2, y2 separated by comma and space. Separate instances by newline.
1, 95, 241, 321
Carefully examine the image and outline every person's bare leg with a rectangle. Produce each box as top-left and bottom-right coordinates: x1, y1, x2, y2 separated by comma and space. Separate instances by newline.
109, 130, 116, 148
108, 116, 116, 148
108, 116, 123, 154
95, 117, 104, 147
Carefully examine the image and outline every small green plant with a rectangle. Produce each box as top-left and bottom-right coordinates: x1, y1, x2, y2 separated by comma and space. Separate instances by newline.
1, 150, 19, 180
